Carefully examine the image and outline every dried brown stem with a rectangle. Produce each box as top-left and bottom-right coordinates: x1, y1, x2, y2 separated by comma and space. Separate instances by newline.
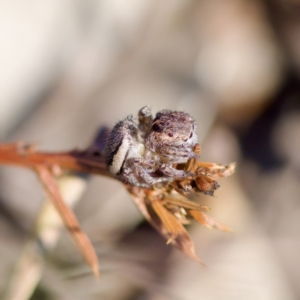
0, 141, 236, 275
0, 143, 111, 177
36, 165, 100, 278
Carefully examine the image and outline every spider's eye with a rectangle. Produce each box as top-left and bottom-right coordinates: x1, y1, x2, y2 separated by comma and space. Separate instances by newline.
189, 132, 193, 138
168, 133, 173, 137
152, 124, 162, 132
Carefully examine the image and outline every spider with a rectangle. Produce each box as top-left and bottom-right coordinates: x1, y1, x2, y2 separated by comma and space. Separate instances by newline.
104, 106, 198, 187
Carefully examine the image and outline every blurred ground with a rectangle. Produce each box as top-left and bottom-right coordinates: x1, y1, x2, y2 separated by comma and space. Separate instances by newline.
0, 0, 300, 299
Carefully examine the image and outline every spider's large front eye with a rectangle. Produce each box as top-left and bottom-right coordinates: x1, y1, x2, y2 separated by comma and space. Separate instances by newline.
168, 133, 173, 137
152, 124, 162, 132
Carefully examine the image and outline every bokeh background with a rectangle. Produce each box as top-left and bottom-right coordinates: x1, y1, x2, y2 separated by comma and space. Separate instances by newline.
0, 0, 300, 299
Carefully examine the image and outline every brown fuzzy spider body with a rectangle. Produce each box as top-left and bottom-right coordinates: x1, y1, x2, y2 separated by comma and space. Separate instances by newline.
104, 107, 198, 187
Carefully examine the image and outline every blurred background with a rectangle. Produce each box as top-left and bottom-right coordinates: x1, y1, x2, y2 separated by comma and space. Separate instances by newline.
0, 0, 299, 299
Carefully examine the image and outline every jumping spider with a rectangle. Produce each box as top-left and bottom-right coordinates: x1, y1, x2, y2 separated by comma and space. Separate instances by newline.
105, 106, 198, 187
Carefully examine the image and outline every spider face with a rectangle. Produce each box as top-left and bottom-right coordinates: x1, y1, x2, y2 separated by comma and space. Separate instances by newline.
145, 110, 197, 162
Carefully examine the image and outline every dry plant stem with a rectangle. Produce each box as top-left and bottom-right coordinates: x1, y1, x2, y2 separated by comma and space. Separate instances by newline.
35, 165, 100, 278
0, 143, 111, 177
126, 148, 236, 265
0, 141, 235, 276
0, 143, 109, 277
3, 175, 89, 300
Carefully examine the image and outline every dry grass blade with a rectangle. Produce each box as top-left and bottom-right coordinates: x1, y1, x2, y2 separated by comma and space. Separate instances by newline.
168, 225, 204, 265
128, 186, 203, 264
163, 193, 209, 211
151, 199, 183, 241
189, 210, 232, 232
35, 165, 100, 278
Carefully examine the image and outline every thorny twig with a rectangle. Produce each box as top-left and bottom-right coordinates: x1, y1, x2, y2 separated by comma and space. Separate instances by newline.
0, 141, 236, 277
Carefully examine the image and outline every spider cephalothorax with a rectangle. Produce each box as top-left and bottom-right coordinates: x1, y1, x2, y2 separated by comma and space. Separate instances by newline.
145, 110, 198, 163
104, 107, 199, 187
